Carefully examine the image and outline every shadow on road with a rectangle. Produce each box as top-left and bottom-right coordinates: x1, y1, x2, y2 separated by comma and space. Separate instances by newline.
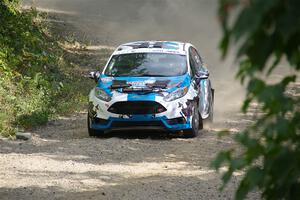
94, 130, 174, 140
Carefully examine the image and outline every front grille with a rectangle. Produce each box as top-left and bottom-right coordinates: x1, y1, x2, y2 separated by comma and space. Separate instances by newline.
111, 121, 164, 128
108, 101, 167, 115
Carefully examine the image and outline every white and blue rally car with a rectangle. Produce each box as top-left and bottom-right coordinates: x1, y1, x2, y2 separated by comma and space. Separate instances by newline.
88, 41, 214, 137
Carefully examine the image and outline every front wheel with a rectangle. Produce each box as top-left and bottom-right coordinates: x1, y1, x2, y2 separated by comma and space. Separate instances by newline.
183, 106, 202, 138
87, 114, 104, 137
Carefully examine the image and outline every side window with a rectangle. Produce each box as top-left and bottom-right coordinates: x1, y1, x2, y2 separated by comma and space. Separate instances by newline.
189, 48, 197, 76
194, 50, 207, 73
194, 50, 203, 67
189, 47, 201, 76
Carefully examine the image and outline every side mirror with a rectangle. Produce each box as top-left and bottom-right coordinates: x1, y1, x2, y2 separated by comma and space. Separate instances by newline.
87, 71, 101, 82
196, 70, 209, 80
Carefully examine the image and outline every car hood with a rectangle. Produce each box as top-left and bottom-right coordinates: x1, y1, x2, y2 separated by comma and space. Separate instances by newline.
97, 74, 191, 95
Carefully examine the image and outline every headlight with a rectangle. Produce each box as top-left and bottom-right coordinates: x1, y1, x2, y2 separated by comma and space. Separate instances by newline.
164, 87, 189, 102
94, 87, 111, 102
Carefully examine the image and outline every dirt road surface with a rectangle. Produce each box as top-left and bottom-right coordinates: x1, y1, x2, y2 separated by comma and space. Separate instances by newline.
0, 114, 259, 200
0, 1, 261, 199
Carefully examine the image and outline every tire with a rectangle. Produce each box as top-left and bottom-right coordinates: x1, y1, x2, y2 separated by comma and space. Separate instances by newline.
87, 114, 104, 137
205, 88, 214, 123
183, 105, 201, 138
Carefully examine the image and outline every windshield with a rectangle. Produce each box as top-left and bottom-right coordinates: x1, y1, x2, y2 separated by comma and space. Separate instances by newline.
104, 53, 187, 77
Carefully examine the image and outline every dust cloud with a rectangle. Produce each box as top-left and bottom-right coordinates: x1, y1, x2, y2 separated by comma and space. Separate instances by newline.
22, 0, 245, 121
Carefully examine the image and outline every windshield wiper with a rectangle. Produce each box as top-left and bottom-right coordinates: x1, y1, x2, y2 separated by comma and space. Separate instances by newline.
141, 74, 168, 77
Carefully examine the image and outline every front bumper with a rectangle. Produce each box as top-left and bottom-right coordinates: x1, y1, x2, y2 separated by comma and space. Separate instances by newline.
89, 114, 191, 132
88, 88, 198, 132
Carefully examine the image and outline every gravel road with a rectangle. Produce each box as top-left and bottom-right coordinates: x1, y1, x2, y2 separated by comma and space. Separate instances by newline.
0, 113, 259, 200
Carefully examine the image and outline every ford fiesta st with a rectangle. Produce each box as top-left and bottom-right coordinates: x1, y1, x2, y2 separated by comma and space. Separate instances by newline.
88, 41, 214, 137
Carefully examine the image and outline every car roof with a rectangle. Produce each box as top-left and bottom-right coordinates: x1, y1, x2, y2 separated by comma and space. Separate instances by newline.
113, 41, 191, 56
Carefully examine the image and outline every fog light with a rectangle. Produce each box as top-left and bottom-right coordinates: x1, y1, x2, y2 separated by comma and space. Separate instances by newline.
157, 107, 166, 113
94, 118, 109, 125
166, 117, 186, 125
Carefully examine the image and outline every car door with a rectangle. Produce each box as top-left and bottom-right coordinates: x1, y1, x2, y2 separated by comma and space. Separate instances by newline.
188, 47, 212, 119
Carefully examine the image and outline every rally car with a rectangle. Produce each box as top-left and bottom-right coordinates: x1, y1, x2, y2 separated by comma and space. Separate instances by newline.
88, 41, 214, 137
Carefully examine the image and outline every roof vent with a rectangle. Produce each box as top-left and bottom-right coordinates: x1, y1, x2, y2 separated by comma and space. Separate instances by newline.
153, 42, 163, 48
138, 42, 149, 48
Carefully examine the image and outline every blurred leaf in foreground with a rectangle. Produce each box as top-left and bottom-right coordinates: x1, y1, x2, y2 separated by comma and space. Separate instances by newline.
213, 0, 300, 199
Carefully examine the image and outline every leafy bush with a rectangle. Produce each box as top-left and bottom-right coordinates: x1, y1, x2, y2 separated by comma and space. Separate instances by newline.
213, 0, 300, 199
0, 0, 88, 137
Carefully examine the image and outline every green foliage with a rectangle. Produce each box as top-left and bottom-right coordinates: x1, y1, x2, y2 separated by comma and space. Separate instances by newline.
213, 0, 300, 199
0, 0, 88, 137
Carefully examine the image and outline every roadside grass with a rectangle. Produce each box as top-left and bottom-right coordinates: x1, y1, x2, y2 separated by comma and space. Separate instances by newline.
0, 1, 113, 138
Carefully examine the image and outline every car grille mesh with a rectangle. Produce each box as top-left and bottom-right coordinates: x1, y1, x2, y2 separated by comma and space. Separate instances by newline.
108, 101, 166, 115
111, 121, 164, 128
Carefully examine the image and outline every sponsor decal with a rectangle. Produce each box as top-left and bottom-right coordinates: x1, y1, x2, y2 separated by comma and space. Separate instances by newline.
144, 79, 156, 85
101, 77, 113, 83
130, 95, 144, 100
127, 81, 145, 86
